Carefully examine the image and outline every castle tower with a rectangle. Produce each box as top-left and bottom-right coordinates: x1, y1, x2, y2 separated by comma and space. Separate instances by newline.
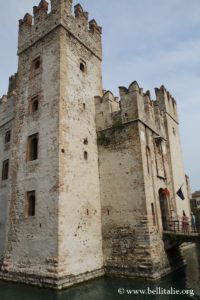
96, 81, 189, 280
1, 0, 103, 288
155, 86, 190, 218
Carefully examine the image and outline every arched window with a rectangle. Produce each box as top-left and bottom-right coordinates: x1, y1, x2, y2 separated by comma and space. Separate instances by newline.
2, 159, 9, 180
27, 134, 38, 161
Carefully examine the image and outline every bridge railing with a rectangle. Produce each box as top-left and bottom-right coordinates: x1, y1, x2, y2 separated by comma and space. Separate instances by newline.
164, 219, 200, 234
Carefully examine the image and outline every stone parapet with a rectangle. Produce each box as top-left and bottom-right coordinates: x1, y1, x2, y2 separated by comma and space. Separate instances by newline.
18, 0, 102, 59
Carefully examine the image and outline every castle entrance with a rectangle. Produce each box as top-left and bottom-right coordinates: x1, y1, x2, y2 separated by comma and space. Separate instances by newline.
159, 188, 169, 230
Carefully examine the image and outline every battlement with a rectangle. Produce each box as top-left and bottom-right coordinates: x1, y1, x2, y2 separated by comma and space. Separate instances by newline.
0, 95, 7, 105
0, 73, 18, 106
18, 0, 102, 59
33, 0, 49, 24
95, 81, 175, 138
155, 85, 178, 123
0, 74, 16, 126
7, 73, 18, 97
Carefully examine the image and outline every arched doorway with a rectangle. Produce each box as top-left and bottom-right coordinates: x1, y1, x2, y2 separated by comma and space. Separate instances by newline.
159, 188, 169, 230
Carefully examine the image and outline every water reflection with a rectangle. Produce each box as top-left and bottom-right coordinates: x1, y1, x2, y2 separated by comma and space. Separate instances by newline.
0, 245, 200, 300
183, 244, 200, 297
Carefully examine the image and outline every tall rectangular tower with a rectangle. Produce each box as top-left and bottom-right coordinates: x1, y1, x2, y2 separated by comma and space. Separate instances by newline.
1, 0, 103, 289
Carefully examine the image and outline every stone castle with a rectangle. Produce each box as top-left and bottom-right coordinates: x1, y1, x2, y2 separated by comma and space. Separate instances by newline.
0, 0, 191, 289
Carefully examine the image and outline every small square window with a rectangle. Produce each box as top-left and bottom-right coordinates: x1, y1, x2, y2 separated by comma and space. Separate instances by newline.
25, 191, 36, 217
30, 96, 39, 113
2, 159, 9, 180
32, 56, 41, 70
83, 138, 88, 145
5, 131, 11, 144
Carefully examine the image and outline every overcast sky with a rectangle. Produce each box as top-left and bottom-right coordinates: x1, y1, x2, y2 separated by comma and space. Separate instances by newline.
0, 0, 200, 191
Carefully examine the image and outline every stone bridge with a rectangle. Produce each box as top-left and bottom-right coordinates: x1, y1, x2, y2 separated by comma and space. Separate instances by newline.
163, 220, 200, 244
163, 231, 200, 243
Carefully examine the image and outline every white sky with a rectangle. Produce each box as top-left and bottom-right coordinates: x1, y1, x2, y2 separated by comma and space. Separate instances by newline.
0, 0, 200, 191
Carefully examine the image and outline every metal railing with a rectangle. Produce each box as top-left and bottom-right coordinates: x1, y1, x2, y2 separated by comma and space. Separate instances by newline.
163, 219, 200, 234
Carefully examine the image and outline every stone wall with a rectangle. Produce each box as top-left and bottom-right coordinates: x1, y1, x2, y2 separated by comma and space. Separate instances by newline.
96, 82, 188, 279
56, 23, 103, 277
1, 28, 61, 276
0, 94, 15, 264
0, 0, 103, 286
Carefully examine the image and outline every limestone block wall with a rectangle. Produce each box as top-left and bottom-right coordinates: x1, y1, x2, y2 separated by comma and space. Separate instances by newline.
0, 96, 14, 263
165, 117, 190, 217
18, 0, 102, 60
156, 86, 190, 218
57, 25, 103, 277
0, 0, 104, 285
96, 81, 188, 279
2, 29, 61, 275
98, 122, 151, 276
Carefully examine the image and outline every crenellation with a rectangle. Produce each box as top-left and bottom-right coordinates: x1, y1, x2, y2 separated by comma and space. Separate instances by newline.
0, 74, 17, 128
89, 19, 102, 35
155, 85, 178, 123
33, 0, 49, 25
19, 13, 33, 27
0, 95, 7, 104
8, 73, 18, 97
95, 91, 120, 130
119, 86, 128, 96
96, 81, 169, 140
18, 1, 102, 60
74, 4, 88, 21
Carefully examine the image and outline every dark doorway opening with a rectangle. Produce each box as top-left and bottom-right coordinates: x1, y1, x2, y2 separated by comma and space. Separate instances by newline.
159, 188, 169, 230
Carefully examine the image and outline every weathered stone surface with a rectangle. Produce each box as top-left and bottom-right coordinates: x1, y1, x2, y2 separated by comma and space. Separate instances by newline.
0, 0, 191, 290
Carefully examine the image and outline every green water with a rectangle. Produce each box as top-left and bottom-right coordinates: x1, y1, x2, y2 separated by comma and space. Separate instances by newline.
0, 245, 200, 300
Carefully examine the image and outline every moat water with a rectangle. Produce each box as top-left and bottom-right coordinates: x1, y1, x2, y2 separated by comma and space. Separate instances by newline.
0, 245, 200, 300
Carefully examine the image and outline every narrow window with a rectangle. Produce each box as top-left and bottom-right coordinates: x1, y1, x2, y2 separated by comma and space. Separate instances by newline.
33, 56, 41, 70
83, 103, 86, 110
84, 151, 88, 160
2, 159, 9, 180
30, 96, 39, 113
26, 191, 36, 217
87, 209, 89, 215
27, 133, 38, 161
146, 146, 151, 175
173, 128, 176, 135
80, 62, 85, 72
151, 203, 156, 226
5, 131, 11, 144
